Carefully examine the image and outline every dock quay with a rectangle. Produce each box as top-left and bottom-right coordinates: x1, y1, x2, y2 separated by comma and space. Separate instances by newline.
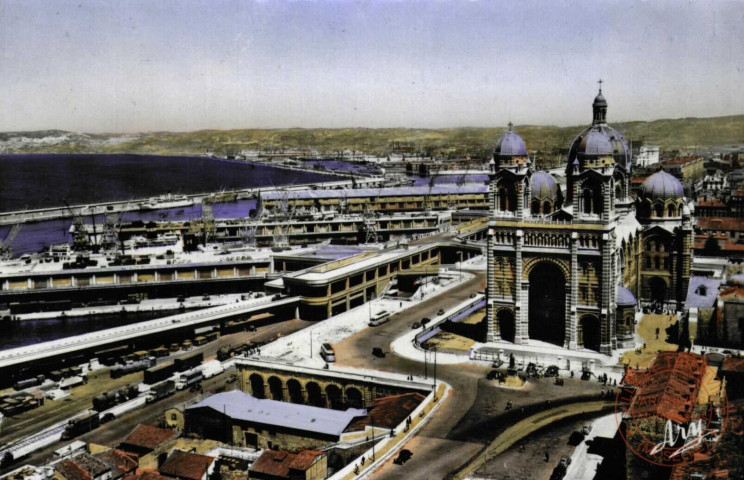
75, 211, 452, 246
0, 176, 388, 226
0, 295, 299, 386
0, 255, 275, 310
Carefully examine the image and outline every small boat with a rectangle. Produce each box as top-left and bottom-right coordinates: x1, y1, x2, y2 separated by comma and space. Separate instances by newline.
139, 193, 194, 211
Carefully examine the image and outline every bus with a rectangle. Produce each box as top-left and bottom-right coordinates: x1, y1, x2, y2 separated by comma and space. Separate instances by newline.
320, 343, 336, 363
369, 311, 391, 327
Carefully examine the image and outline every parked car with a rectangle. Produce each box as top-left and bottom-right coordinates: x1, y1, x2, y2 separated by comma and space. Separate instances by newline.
393, 449, 413, 465
486, 370, 499, 380
100, 412, 115, 424
372, 347, 385, 358
437, 309, 445, 316
411, 321, 421, 329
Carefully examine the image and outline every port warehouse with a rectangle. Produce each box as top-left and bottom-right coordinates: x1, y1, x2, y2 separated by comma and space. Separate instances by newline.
258, 184, 487, 214
75, 211, 451, 246
0, 258, 272, 310
270, 242, 482, 320
0, 242, 479, 384
0, 298, 297, 387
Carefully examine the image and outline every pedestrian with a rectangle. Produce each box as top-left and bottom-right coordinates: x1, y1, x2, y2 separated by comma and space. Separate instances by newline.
519, 445, 525, 453
545, 452, 550, 462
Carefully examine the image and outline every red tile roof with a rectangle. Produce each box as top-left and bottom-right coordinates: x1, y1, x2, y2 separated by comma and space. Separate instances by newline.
663, 156, 704, 166
345, 392, 425, 432
624, 352, 707, 425
122, 472, 177, 480
697, 198, 727, 208
55, 460, 93, 480
158, 450, 214, 480
698, 217, 744, 232
95, 449, 138, 478
250, 450, 325, 479
721, 357, 744, 373
119, 425, 178, 453
288, 450, 325, 471
719, 286, 744, 301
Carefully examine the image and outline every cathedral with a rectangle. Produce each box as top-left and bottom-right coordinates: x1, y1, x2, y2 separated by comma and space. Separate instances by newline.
485, 86, 693, 355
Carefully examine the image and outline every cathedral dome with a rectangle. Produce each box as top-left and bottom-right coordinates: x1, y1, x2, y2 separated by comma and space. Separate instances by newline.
617, 286, 637, 306
566, 87, 632, 171
641, 170, 684, 200
531, 171, 560, 200
494, 123, 527, 158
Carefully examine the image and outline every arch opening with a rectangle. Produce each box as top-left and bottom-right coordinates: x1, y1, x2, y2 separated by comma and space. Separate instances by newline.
267, 376, 284, 401
345, 387, 364, 409
579, 315, 601, 352
497, 309, 516, 343
249, 374, 265, 399
306, 382, 324, 407
325, 384, 343, 410
287, 379, 304, 404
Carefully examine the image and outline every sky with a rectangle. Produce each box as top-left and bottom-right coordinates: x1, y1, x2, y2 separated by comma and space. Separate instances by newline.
0, 0, 743, 133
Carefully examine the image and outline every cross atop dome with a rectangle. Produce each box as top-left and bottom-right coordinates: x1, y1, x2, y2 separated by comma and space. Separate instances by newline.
598, 78, 603, 94
508, 121, 514, 132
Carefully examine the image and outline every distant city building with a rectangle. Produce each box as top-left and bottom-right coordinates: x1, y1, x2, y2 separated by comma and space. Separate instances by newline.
661, 156, 705, 182
633, 145, 659, 167
485, 88, 693, 355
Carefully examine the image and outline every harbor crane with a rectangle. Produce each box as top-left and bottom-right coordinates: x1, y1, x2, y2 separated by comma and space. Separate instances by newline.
0, 224, 21, 260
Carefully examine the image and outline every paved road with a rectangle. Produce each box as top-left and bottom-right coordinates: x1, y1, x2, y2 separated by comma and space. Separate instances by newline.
0, 318, 313, 474
333, 270, 610, 480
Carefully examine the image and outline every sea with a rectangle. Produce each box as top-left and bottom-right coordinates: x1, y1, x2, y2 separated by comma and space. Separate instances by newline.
0, 154, 337, 348
0, 154, 337, 256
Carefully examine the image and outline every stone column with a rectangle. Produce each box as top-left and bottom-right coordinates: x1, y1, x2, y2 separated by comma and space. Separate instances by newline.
600, 232, 613, 355
514, 230, 527, 344
568, 233, 579, 349
486, 229, 498, 342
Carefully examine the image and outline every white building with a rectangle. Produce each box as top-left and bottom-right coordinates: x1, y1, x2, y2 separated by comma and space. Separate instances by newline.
634, 146, 660, 167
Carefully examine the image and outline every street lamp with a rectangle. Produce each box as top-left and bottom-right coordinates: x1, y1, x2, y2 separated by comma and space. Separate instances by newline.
456, 251, 463, 281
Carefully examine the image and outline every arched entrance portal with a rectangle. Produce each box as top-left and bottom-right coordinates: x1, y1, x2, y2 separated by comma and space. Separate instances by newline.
497, 309, 515, 343
579, 315, 601, 352
649, 277, 667, 305
528, 262, 566, 346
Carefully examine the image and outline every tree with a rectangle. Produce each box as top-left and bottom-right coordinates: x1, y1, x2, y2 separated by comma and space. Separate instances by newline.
702, 235, 722, 256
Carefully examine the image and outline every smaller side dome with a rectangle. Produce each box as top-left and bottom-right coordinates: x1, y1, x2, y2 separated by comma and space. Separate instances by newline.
531, 172, 560, 200
617, 286, 637, 306
641, 170, 684, 200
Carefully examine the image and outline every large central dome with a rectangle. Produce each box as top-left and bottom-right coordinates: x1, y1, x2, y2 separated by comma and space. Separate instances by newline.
567, 88, 631, 172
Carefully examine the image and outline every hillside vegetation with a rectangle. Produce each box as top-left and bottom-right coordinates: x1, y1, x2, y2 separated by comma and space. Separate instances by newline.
2, 114, 743, 157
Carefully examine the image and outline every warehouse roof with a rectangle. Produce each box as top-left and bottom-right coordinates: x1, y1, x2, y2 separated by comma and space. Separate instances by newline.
260, 184, 487, 201
187, 391, 365, 437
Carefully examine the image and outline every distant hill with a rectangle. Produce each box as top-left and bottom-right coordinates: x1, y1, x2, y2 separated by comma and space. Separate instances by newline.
2, 114, 743, 157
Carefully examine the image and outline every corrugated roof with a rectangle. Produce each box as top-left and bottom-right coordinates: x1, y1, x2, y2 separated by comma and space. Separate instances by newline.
187, 391, 365, 437
158, 450, 215, 480
260, 184, 487, 201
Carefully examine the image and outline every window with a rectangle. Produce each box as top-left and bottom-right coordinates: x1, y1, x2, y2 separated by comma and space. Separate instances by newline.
696, 285, 707, 296
654, 257, 660, 269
